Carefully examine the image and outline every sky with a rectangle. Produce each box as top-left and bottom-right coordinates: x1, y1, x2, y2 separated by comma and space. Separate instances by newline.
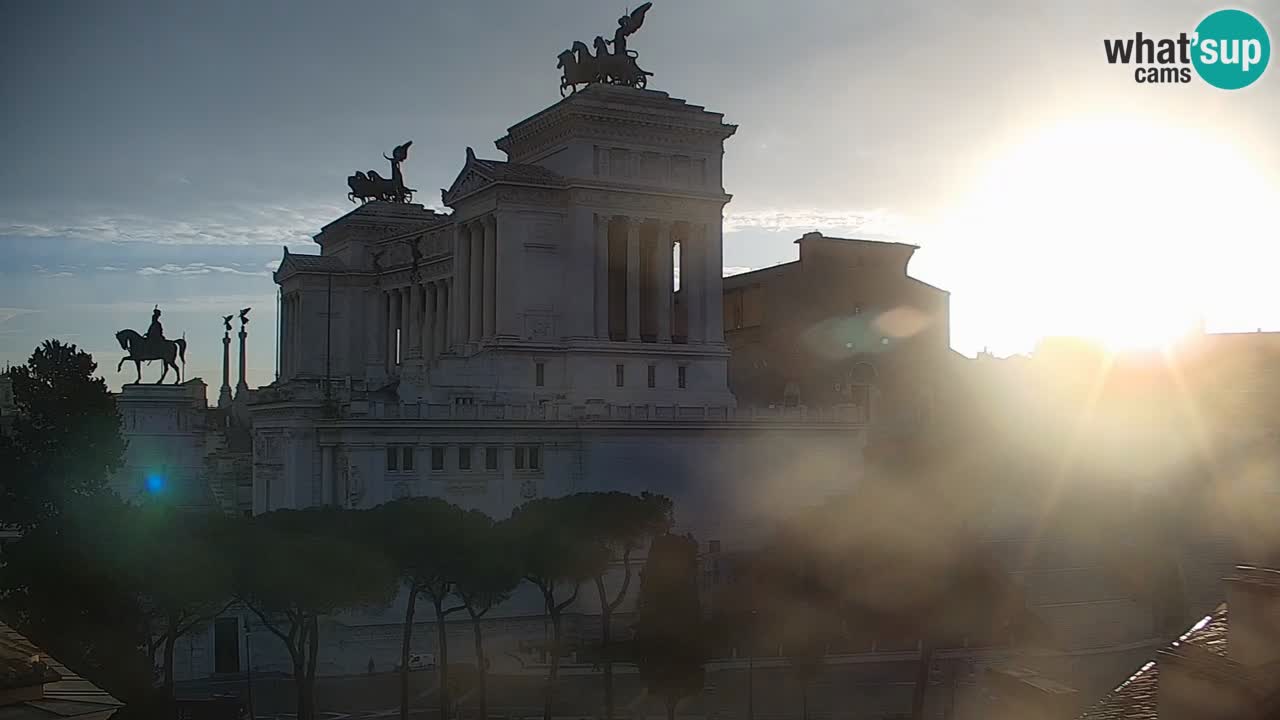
2, 0, 1278, 390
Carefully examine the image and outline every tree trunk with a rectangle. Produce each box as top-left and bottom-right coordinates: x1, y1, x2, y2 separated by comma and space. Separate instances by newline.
293, 656, 309, 720
544, 608, 562, 720
666, 695, 677, 720
470, 609, 487, 720
435, 598, 451, 720
911, 640, 935, 720
306, 616, 320, 720
400, 589, 418, 720
802, 685, 808, 720
596, 576, 614, 720
162, 617, 177, 699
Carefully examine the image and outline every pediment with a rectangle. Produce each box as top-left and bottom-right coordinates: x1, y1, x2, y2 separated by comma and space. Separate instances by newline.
441, 147, 497, 206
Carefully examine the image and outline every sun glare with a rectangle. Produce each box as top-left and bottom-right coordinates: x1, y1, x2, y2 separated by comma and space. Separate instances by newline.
937, 114, 1276, 356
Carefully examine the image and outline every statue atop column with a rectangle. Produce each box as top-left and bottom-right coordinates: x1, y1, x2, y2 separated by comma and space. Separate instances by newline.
557, 3, 654, 96
347, 141, 416, 204
115, 305, 187, 384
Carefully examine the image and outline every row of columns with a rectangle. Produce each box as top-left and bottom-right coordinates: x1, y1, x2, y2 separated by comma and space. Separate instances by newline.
379, 278, 451, 372
453, 215, 505, 346
593, 214, 722, 344
281, 292, 302, 377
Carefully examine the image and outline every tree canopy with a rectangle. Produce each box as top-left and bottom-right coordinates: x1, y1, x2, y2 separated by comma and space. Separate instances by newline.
0, 339, 125, 529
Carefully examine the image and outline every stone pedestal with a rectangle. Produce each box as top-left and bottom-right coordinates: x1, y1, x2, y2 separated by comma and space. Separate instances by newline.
112, 380, 215, 509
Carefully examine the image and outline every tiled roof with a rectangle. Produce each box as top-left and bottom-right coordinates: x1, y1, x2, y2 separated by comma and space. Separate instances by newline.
472, 158, 564, 186
1078, 606, 1228, 720
0, 621, 123, 717
284, 254, 345, 273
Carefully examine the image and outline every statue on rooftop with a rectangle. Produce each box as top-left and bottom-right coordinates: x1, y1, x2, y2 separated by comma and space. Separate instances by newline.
347, 141, 416, 204
558, 3, 654, 96
115, 306, 187, 384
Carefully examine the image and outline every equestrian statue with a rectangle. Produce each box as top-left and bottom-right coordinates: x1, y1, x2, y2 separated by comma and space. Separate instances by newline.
347, 141, 416, 204
116, 306, 187, 384
558, 3, 654, 96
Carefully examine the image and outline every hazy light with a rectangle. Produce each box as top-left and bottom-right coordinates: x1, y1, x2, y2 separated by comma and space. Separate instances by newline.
145, 473, 165, 494
933, 113, 1277, 355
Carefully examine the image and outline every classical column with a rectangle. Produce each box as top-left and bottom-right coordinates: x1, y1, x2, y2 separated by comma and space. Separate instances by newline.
482, 215, 497, 339
402, 287, 412, 361
321, 445, 334, 506
408, 283, 422, 356
365, 289, 384, 376
681, 222, 705, 343
386, 286, 396, 366
656, 220, 674, 343
626, 218, 641, 342
237, 317, 249, 392
703, 221, 724, 343
383, 290, 395, 371
422, 281, 436, 362
436, 280, 449, 357
453, 225, 470, 347
219, 327, 232, 407
468, 222, 484, 342
594, 214, 610, 339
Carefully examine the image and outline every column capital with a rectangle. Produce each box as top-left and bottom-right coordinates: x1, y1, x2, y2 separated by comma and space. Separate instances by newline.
481, 213, 497, 230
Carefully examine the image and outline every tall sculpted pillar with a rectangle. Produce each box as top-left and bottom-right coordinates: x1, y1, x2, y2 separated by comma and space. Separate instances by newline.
656, 220, 674, 343
469, 222, 484, 342
595, 214, 610, 339
626, 218, 641, 342
482, 215, 497, 339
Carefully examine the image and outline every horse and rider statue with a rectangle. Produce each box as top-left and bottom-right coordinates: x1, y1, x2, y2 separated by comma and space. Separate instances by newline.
116, 306, 187, 385
558, 3, 654, 96
348, 141, 415, 204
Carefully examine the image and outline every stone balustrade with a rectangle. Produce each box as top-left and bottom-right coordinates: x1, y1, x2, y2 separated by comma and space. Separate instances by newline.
345, 399, 869, 424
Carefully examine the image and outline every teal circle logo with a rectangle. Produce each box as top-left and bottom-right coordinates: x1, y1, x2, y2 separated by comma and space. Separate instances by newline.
1192, 9, 1270, 89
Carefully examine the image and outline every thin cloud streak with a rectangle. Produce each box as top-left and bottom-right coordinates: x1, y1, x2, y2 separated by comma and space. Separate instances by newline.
137, 263, 270, 277
0, 203, 348, 247
724, 208, 915, 239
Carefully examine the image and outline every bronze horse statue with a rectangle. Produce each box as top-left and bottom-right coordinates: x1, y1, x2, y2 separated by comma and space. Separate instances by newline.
557, 3, 653, 95
115, 330, 187, 385
348, 141, 416, 204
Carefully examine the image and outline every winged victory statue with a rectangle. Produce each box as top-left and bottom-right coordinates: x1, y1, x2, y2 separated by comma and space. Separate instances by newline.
557, 3, 655, 95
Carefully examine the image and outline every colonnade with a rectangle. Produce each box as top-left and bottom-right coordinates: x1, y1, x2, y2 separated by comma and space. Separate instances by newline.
595, 214, 723, 345
378, 277, 451, 371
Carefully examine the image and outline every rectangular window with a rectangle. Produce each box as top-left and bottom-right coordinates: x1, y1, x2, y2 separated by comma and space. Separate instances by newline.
486, 447, 499, 471
514, 445, 541, 471
615, 364, 625, 387
535, 362, 545, 387
678, 366, 687, 389
402, 447, 414, 471
647, 364, 656, 388
213, 617, 240, 675
431, 446, 445, 471
709, 539, 722, 554
458, 446, 472, 471
386, 447, 398, 471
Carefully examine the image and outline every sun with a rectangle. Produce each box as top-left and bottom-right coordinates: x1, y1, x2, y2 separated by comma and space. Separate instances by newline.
935, 113, 1276, 356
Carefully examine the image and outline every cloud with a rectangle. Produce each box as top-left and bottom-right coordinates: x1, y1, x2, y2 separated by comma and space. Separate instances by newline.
46, 271, 75, 278
724, 208, 913, 239
65, 293, 278, 315
136, 263, 270, 277
0, 308, 36, 325
0, 202, 348, 247
97, 266, 124, 271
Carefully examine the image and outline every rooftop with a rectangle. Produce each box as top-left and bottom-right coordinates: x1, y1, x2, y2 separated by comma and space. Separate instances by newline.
1078, 606, 1229, 720
794, 230, 919, 250
0, 621, 123, 718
